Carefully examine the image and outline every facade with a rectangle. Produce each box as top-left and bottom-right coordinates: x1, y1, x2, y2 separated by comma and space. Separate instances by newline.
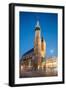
46, 57, 57, 74
20, 20, 58, 77
20, 20, 46, 71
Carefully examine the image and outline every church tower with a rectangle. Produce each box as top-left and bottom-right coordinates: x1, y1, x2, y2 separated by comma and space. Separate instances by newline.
34, 20, 42, 70
41, 37, 46, 58
41, 37, 46, 70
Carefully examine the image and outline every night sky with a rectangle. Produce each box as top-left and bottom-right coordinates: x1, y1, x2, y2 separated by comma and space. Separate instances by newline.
19, 12, 58, 59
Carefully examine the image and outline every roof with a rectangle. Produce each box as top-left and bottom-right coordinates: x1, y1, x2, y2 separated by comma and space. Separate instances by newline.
22, 48, 34, 57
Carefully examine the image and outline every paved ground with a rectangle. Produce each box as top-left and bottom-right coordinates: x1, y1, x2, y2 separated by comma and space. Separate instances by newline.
20, 69, 57, 78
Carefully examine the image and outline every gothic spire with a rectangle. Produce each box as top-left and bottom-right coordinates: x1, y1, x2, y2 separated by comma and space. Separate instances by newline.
35, 20, 40, 30
36, 20, 40, 27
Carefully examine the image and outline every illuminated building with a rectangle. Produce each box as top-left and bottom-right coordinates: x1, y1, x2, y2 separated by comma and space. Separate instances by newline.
20, 20, 46, 71
20, 20, 47, 71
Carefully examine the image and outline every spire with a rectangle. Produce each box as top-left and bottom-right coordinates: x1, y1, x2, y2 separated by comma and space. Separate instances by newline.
35, 20, 40, 30
36, 20, 40, 27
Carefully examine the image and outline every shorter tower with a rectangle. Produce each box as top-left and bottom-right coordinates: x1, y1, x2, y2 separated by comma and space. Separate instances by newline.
41, 37, 46, 70
41, 37, 46, 58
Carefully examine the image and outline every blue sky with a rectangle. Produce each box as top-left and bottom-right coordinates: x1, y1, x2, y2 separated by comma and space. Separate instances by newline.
19, 12, 58, 58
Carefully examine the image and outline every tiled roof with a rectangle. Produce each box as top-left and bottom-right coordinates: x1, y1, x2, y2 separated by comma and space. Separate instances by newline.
22, 48, 34, 57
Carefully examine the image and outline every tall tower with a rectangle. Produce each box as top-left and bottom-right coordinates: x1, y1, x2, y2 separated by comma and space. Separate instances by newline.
34, 20, 41, 70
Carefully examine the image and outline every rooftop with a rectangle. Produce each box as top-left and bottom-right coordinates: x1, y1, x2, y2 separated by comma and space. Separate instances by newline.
22, 48, 34, 57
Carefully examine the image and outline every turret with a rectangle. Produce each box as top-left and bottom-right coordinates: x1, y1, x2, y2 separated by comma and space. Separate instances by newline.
41, 37, 46, 58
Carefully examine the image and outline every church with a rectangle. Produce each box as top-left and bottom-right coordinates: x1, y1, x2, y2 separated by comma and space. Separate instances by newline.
20, 20, 46, 71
